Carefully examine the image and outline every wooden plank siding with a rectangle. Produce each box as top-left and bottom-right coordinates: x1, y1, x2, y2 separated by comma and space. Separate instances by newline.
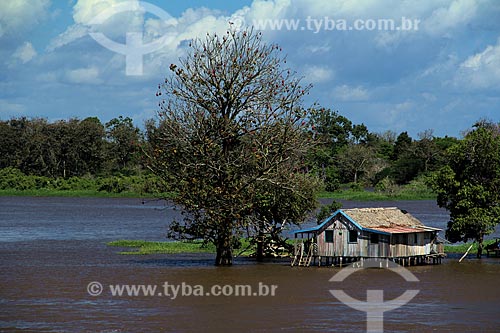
316, 217, 436, 258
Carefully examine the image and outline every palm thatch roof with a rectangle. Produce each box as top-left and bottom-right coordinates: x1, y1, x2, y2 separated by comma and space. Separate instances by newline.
342, 207, 440, 234
343, 207, 422, 228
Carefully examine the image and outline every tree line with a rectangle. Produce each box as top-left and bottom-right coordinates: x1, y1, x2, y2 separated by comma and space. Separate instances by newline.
0, 116, 141, 178
0, 112, 459, 189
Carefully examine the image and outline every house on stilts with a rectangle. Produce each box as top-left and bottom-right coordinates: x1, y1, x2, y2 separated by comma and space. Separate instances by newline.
291, 207, 445, 267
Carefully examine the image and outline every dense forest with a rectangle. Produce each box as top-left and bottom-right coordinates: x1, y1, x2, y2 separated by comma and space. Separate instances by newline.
0, 110, 461, 196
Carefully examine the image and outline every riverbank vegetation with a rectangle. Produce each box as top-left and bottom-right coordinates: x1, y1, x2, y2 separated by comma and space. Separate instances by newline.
0, 103, 459, 200
0, 114, 454, 201
0, 166, 434, 200
0, 167, 171, 197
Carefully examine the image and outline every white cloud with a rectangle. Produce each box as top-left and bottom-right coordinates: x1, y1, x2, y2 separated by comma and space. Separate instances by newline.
333, 85, 370, 101
419, 53, 459, 78
12, 42, 37, 63
65, 66, 101, 84
244, 0, 291, 21
0, 0, 50, 37
303, 44, 331, 54
46, 24, 89, 52
302, 65, 334, 84
423, 0, 478, 36
48, 0, 144, 52
73, 0, 131, 25
455, 38, 500, 89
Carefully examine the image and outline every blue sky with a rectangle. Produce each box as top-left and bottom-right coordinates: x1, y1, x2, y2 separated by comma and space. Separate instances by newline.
1, 0, 499, 138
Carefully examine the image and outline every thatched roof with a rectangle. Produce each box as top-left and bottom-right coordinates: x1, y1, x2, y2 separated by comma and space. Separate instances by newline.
342, 207, 439, 234
342, 207, 423, 228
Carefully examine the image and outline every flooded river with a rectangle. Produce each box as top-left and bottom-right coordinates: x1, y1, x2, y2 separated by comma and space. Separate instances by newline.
1, 197, 499, 332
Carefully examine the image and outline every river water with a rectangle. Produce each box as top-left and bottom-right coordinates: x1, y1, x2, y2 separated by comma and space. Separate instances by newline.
1, 197, 499, 332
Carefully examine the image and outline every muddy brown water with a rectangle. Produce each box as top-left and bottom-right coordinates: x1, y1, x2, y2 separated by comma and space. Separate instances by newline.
1, 197, 500, 332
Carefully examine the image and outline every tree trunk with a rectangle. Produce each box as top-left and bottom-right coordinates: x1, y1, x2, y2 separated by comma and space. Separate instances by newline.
477, 235, 484, 259
215, 224, 233, 266
256, 232, 264, 262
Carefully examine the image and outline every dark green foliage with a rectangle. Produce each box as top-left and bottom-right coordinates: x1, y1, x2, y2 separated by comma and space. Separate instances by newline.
307, 108, 374, 185
105, 116, 141, 172
0, 111, 458, 196
324, 166, 340, 192
309, 107, 353, 154
0, 116, 145, 178
249, 173, 321, 259
391, 131, 412, 161
0, 167, 49, 190
0, 167, 166, 195
316, 200, 342, 223
429, 122, 500, 257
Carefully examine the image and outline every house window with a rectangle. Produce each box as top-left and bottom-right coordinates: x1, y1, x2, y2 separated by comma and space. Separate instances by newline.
325, 230, 334, 243
370, 233, 379, 244
348, 230, 358, 243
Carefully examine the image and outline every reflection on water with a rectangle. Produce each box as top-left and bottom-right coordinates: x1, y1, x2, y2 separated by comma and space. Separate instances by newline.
1, 197, 499, 332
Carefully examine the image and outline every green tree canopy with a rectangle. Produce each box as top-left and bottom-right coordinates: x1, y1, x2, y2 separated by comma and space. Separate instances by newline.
430, 121, 500, 257
148, 29, 320, 266
105, 116, 140, 172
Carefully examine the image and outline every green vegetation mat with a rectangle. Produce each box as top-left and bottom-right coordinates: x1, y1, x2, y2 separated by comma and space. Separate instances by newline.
444, 240, 498, 254
108, 239, 254, 256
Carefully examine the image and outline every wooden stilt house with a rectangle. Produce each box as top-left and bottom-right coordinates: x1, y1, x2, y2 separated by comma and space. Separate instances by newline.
291, 207, 445, 267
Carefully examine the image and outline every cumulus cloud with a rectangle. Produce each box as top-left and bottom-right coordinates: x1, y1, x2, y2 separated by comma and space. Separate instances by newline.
455, 38, 500, 89
240, 0, 291, 22
48, 0, 145, 52
333, 85, 370, 101
73, 0, 134, 25
12, 42, 37, 63
0, 0, 50, 38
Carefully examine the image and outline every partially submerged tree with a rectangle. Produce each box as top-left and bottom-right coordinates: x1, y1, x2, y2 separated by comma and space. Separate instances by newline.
430, 121, 500, 257
148, 29, 319, 265
249, 173, 320, 261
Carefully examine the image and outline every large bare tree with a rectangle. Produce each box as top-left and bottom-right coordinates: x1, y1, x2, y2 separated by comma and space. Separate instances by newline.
148, 29, 319, 265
